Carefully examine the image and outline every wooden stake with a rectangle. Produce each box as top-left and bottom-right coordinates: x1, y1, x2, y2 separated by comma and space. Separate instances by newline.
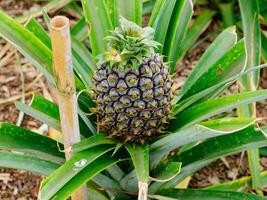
51, 16, 88, 200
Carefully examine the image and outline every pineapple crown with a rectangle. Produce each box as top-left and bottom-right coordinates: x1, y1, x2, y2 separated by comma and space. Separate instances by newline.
97, 17, 160, 70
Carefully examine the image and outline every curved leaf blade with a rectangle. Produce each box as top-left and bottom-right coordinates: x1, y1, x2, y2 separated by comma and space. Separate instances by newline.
180, 39, 245, 101
126, 144, 149, 182
239, 0, 261, 89
15, 95, 61, 131
163, 0, 193, 73
25, 17, 51, 48
107, 0, 142, 26
170, 89, 267, 131
0, 10, 54, 84
0, 122, 64, 163
151, 125, 267, 191
15, 94, 94, 136
178, 26, 238, 101
71, 17, 88, 42
151, 162, 182, 182
40, 145, 115, 199
150, 0, 177, 53
81, 0, 113, 56
150, 118, 255, 167
0, 151, 60, 176
176, 9, 215, 62
174, 63, 267, 114
72, 133, 116, 152
50, 156, 118, 200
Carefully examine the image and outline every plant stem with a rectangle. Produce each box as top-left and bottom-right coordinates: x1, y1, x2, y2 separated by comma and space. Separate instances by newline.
138, 181, 148, 200
218, 2, 235, 28
247, 148, 261, 189
51, 16, 88, 200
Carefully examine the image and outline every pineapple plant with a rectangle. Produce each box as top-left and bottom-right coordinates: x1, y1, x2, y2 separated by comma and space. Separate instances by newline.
0, 0, 267, 200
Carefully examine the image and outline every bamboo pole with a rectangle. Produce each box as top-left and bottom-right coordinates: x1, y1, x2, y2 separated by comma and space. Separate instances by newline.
51, 16, 88, 200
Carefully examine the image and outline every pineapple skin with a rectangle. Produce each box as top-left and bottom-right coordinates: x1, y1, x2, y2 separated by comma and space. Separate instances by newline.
92, 54, 173, 143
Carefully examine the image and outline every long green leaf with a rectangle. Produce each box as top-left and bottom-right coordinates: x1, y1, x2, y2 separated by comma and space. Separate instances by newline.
150, 118, 255, 168
238, 0, 262, 190
176, 9, 215, 62
93, 173, 121, 191
170, 89, 267, 131
71, 17, 88, 42
176, 126, 265, 166
151, 125, 267, 191
106, 164, 125, 182
15, 95, 60, 130
93, 173, 130, 200
0, 10, 54, 84
107, 0, 142, 27
143, 0, 156, 15
149, 0, 165, 26
151, 162, 182, 182
51, 156, 118, 200
77, 107, 97, 136
126, 144, 149, 182
72, 133, 116, 152
239, 0, 261, 89
178, 27, 237, 101
0, 122, 64, 163
71, 36, 95, 86
0, 151, 60, 176
25, 17, 51, 48
72, 36, 95, 73
150, 0, 177, 53
174, 63, 267, 114
81, 0, 113, 56
218, 2, 235, 28
163, 0, 193, 73
247, 148, 261, 190
15, 94, 94, 136
106, 0, 118, 27
40, 145, 115, 199
262, 31, 267, 62
120, 170, 138, 192
153, 188, 266, 200
87, 187, 109, 200
180, 39, 245, 101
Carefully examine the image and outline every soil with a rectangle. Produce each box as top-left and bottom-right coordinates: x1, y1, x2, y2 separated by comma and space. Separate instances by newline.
0, 1, 267, 199
0, 0, 45, 17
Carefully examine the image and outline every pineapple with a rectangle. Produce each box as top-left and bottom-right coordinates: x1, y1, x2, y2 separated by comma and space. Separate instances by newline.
92, 18, 173, 143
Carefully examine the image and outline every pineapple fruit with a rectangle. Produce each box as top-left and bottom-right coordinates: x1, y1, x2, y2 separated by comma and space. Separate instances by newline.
92, 18, 173, 143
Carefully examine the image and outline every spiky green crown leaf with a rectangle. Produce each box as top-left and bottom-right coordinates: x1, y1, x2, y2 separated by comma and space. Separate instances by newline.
97, 17, 160, 70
